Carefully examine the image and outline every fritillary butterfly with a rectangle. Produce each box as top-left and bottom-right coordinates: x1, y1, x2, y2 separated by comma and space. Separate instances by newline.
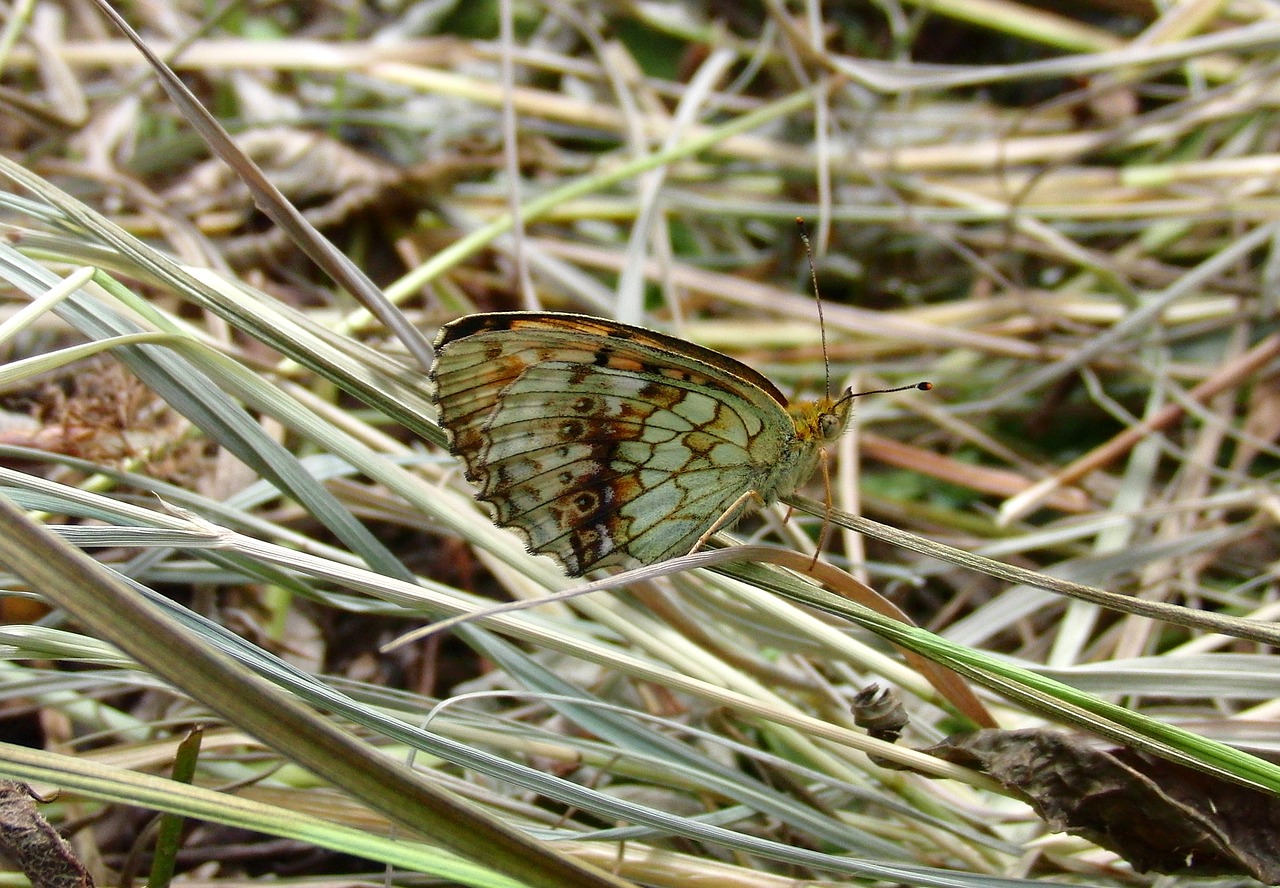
430, 311, 928, 576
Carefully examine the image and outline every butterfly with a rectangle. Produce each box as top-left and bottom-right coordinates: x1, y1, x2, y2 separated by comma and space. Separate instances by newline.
430, 312, 898, 576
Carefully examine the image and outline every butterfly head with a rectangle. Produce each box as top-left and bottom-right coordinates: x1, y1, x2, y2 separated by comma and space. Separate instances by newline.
789, 390, 854, 444
789, 381, 931, 445
820, 391, 855, 440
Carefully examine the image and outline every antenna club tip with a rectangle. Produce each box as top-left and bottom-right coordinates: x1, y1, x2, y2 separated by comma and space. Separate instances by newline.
917, 382, 933, 391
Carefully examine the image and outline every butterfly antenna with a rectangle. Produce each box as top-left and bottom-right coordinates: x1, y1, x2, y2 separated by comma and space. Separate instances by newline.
795, 217, 832, 400
844, 381, 933, 403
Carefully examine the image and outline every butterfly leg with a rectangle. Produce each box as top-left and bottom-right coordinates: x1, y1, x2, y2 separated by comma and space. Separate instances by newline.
810, 449, 835, 570
689, 488, 765, 555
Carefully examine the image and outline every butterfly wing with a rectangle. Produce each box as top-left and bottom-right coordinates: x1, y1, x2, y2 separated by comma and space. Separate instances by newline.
431, 313, 797, 575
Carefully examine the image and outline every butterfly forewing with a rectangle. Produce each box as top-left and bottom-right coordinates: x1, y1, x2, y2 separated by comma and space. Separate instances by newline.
430, 312, 841, 575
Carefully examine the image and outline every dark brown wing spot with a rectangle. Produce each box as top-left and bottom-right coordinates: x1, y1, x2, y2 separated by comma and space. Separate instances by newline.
559, 419, 585, 438
572, 396, 597, 413
636, 381, 684, 410
684, 431, 717, 456
449, 428, 484, 460
569, 525, 604, 570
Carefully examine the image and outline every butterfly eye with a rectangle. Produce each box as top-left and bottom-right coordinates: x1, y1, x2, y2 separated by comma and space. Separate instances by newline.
818, 411, 844, 440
